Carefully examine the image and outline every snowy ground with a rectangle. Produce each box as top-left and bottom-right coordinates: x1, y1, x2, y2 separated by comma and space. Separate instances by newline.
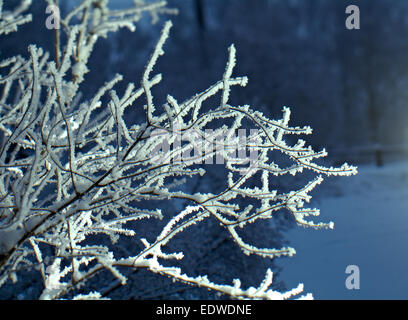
278, 160, 408, 299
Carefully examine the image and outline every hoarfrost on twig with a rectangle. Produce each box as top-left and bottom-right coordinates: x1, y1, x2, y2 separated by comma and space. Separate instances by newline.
0, 0, 357, 300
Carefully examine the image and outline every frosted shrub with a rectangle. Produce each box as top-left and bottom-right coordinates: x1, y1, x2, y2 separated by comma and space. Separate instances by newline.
0, 0, 357, 300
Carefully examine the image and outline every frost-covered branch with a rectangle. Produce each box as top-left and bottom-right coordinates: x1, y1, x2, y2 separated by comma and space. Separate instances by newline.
0, 0, 357, 300
0, 0, 32, 36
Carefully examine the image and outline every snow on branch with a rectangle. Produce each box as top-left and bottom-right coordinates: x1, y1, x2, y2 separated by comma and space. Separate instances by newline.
0, 0, 32, 36
0, 0, 356, 300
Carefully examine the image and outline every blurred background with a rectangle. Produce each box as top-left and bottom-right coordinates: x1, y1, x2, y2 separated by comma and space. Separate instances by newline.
2, 0, 408, 299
